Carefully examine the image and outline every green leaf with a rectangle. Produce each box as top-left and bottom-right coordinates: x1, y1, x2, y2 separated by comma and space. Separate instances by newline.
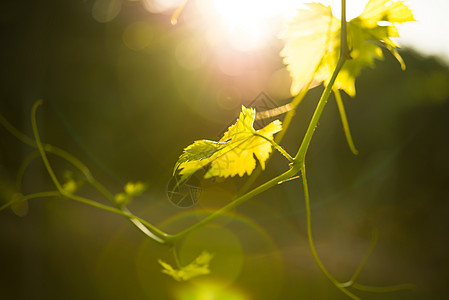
114, 192, 129, 206
159, 251, 214, 282
62, 179, 77, 194
173, 140, 222, 175
280, 0, 414, 97
279, 3, 340, 96
124, 181, 146, 196
115, 181, 146, 206
174, 106, 282, 183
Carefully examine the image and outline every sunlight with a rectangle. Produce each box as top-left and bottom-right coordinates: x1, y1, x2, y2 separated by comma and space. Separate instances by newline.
207, 0, 298, 51
211, 0, 287, 26
176, 281, 248, 300
200, 0, 369, 51
328, 0, 369, 20
141, 0, 372, 52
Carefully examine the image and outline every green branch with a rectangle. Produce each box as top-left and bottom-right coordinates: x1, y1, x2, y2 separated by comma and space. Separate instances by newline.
300, 165, 361, 300
1, 101, 168, 243
167, 166, 297, 243
0, 114, 35, 147
0, 191, 60, 212
29, 100, 169, 244
340, 229, 378, 288
293, 56, 348, 163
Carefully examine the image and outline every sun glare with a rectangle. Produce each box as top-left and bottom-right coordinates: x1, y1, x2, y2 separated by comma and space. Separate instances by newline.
140, 0, 372, 52
198, 0, 369, 51
207, 0, 298, 51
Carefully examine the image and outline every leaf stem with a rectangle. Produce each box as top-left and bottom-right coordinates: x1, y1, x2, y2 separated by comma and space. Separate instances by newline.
253, 132, 294, 163
334, 88, 358, 155
238, 86, 311, 194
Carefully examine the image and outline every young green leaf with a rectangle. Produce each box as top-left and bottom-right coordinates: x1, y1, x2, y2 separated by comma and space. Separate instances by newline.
174, 106, 282, 183
280, 0, 414, 97
114, 181, 146, 206
173, 140, 222, 175
158, 251, 214, 282
62, 179, 78, 194
279, 3, 340, 96
124, 181, 146, 197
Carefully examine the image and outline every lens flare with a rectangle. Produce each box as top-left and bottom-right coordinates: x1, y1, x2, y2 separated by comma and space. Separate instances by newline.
176, 281, 248, 300
207, 0, 298, 51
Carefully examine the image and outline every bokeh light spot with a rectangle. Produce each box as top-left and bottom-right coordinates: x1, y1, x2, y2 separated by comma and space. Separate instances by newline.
216, 86, 241, 110
267, 67, 293, 100
92, 0, 122, 23
142, 0, 186, 14
176, 281, 248, 300
122, 21, 154, 51
175, 38, 208, 70
216, 49, 250, 76
179, 225, 244, 288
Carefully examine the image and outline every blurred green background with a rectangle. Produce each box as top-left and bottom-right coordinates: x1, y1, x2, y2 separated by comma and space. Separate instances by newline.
1, 1, 449, 299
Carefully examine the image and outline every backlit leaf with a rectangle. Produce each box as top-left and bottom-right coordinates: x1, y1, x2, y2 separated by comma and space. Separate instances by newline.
173, 139, 221, 175
124, 181, 146, 196
114, 181, 146, 206
279, 3, 340, 96
280, 0, 414, 97
174, 106, 282, 182
159, 251, 214, 282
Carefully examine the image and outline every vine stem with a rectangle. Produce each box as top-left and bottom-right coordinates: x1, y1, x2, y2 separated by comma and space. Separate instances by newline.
340, 229, 378, 288
4, 101, 300, 245
294, 53, 348, 163
166, 166, 297, 243
21, 0, 350, 249
301, 165, 360, 300
238, 75, 313, 196
30, 100, 169, 243
0, 191, 60, 212
290, 1, 360, 298
293, 0, 350, 162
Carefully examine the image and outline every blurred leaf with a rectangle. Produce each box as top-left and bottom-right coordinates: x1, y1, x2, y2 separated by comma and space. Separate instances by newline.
159, 251, 214, 282
174, 106, 282, 183
124, 181, 146, 196
114, 192, 129, 206
62, 179, 78, 194
280, 0, 414, 97
115, 181, 146, 206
